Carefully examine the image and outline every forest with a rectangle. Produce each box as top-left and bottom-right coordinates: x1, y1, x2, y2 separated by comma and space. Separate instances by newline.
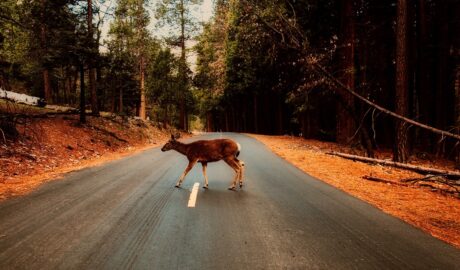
0, 0, 459, 165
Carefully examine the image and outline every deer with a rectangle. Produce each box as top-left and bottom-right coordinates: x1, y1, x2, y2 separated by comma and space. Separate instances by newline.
161, 134, 245, 190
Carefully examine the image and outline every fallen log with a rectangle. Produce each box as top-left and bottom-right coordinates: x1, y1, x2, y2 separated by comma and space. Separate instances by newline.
327, 151, 460, 180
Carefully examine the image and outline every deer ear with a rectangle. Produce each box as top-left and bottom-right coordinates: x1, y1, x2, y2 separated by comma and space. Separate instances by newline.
171, 134, 175, 140
174, 133, 181, 139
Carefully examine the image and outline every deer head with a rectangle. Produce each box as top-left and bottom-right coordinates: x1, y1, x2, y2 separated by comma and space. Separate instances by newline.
161, 133, 181, 152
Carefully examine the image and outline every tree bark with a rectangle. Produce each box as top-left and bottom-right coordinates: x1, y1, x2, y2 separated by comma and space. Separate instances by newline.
178, 0, 187, 130
139, 56, 146, 119
119, 88, 123, 114
138, 0, 146, 120
434, 2, 449, 157
88, 0, 99, 116
416, 0, 432, 150
337, 0, 356, 144
394, 0, 410, 162
206, 111, 213, 132
79, 65, 86, 124
455, 60, 460, 168
42, 69, 51, 104
253, 93, 259, 133
40, 2, 51, 104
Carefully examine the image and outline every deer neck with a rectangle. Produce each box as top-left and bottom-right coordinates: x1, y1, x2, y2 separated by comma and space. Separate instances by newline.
173, 141, 189, 156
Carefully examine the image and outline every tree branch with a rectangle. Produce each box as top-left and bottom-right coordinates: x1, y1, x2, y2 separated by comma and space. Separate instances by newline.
312, 61, 460, 141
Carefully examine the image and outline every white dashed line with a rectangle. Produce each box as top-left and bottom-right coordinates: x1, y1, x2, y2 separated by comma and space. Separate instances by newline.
187, 182, 200, 208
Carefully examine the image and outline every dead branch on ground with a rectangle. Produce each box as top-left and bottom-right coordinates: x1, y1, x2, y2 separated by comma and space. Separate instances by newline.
327, 151, 460, 180
362, 174, 459, 196
402, 175, 460, 194
362, 175, 407, 186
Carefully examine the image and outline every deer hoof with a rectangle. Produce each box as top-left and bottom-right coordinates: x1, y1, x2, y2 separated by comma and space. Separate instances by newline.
203, 185, 208, 189
239, 182, 243, 188
228, 186, 236, 191
175, 184, 181, 188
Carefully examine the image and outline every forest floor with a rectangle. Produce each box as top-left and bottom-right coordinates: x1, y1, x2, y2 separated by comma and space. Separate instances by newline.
248, 134, 460, 249
0, 104, 176, 201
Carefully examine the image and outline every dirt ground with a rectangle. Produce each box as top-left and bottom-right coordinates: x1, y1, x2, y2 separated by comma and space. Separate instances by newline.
0, 114, 174, 200
248, 134, 460, 249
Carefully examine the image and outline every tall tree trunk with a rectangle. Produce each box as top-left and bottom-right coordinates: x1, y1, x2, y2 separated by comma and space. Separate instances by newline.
253, 93, 259, 133
88, 0, 99, 116
394, 0, 410, 162
40, 0, 51, 104
206, 111, 213, 132
276, 96, 283, 134
225, 111, 229, 132
80, 64, 86, 124
455, 64, 460, 168
356, 4, 375, 157
139, 56, 146, 119
416, 0, 432, 150
42, 69, 51, 103
164, 105, 170, 129
138, 0, 146, 120
178, 0, 187, 130
72, 70, 78, 105
337, 0, 356, 144
434, 2, 449, 157
119, 88, 123, 114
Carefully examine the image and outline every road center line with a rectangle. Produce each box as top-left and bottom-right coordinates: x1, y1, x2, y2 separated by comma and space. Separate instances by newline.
187, 182, 200, 208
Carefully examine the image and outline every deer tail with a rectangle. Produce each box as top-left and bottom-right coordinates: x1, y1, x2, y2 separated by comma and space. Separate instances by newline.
236, 142, 241, 157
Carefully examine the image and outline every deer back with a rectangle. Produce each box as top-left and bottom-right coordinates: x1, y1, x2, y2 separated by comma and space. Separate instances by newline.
186, 139, 239, 162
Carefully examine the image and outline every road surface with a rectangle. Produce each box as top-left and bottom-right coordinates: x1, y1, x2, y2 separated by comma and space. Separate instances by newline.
0, 133, 459, 269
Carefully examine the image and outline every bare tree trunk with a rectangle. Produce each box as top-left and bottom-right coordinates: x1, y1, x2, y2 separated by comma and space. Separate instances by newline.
455, 64, 460, 168
253, 94, 259, 133
40, 0, 51, 104
394, 0, 410, 163
80, 64, 86, 124
206, 111, 213, 132
119, 88, 123, 114
225, 112, 229, 132
138, 0, 146, 120
42, 69, 51, 103
139, 56, 146, 119
416, 0, 432, 150
337, 0, 356, 144
178, 0, 187, 130
435, 2, 449, 157
88, 0, 99, 116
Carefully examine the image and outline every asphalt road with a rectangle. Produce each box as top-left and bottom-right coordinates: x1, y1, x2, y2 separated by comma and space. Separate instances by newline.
0, 133, 459, 270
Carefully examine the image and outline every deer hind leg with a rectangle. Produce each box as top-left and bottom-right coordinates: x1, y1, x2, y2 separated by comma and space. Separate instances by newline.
235, 158, 245, 188
176, 160, 197, 188
201, 162, 209, 189
224, 157, 241, 190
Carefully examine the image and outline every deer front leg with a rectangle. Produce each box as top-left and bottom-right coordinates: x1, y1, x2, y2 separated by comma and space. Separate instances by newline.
175, 160, 197, 188
201, 162, 209, 189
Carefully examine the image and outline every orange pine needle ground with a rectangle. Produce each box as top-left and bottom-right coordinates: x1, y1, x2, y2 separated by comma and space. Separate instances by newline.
0, 115, 173, 200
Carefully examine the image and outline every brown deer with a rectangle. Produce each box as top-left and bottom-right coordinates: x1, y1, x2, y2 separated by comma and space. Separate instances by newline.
161, 134, 245, 190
